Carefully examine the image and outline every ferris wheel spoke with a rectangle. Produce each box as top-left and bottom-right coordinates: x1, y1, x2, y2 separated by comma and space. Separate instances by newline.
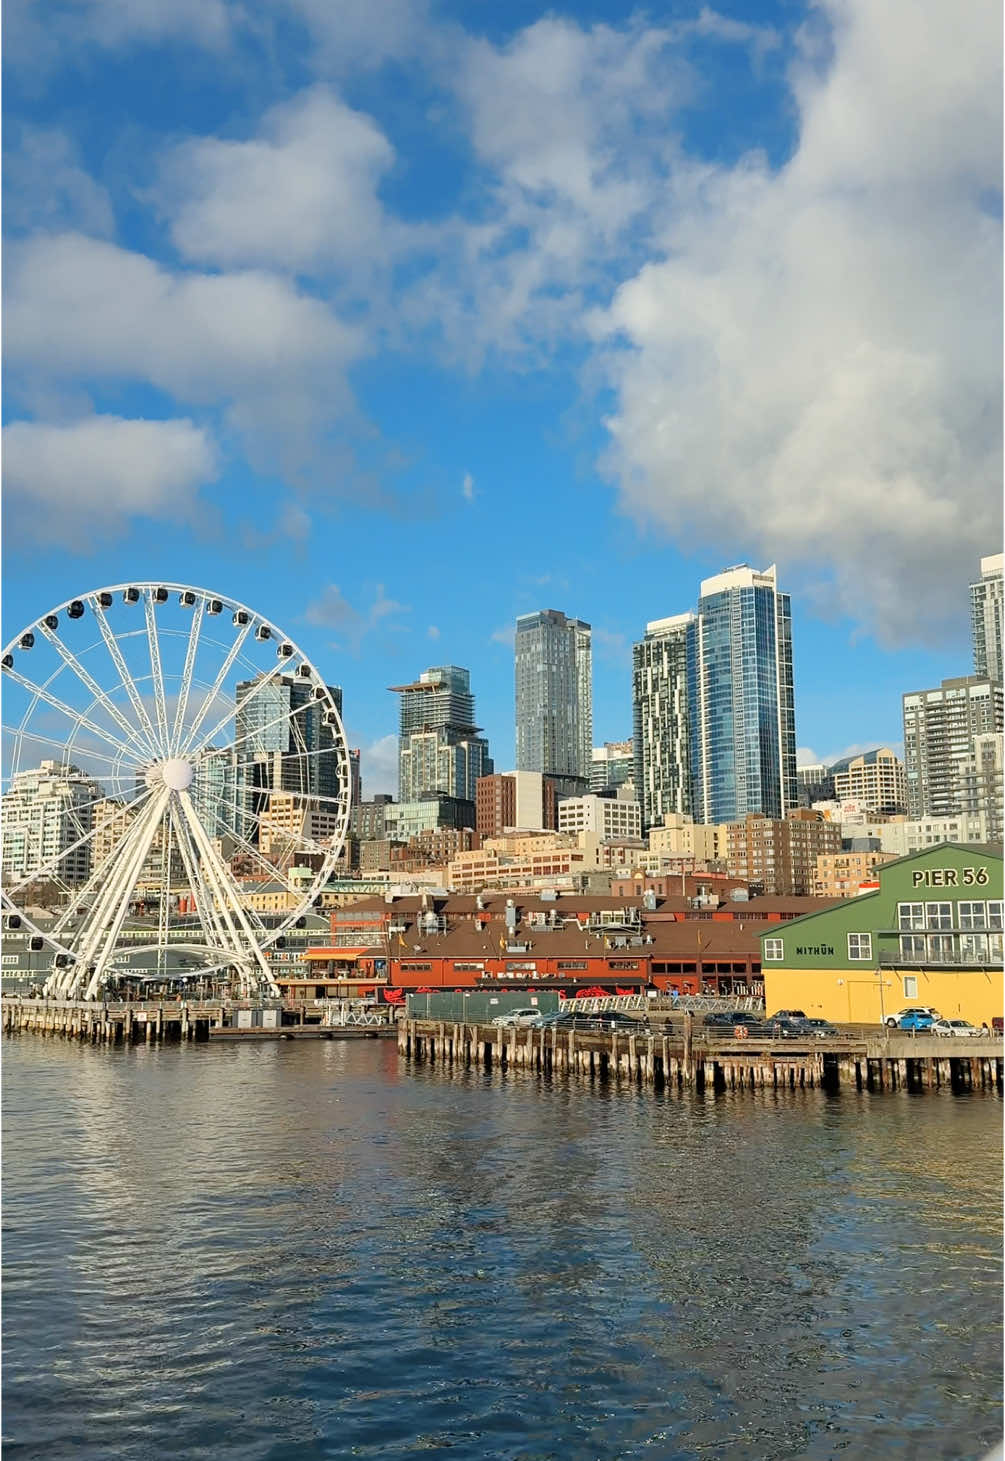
178, 619, 254, 757
1, 785, 154, 898
187, 656, 292, 761
208, 782, 340, 859
88, 599, 162, 757
2, 723, 138, 772
155, 798, 177, 978
36, 624, 154, 764
78, 790, 172, 1000
171, 596, 205, 753
50, 787, 160, 939
171, 807, 242, 958
198, 785, 308, 891
177, 791, 275, 987
198, 696, 318, 763
2, 664, 149, 762
59, 788, 167, 997
144, 591, 171, 753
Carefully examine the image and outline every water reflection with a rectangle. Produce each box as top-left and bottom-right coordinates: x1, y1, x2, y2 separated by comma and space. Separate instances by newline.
3, 1038, 1001, 1460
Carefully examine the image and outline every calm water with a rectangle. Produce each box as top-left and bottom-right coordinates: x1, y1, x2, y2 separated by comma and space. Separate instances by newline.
2, 1036, 1002, 1461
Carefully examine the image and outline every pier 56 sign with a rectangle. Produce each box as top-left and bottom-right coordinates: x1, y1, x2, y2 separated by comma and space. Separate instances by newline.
912, 866, 990, 888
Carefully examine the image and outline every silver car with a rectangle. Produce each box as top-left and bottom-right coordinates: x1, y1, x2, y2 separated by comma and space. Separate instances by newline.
491, 1007, 542, 1028
930, 1019, 982, 1038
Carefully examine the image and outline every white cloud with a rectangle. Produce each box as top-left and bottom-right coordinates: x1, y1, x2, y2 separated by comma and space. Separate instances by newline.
592, 0, 1001, 645
4, 127, 115, 236
2, 415, 217, 548
4, 233, 365, 478
157, 87, 396, 274
427, 625, 440, 639
490, 624, 516, 648
796, 747, 822, 767
461, 472, 475, 501
303, 582, 410, 653
360, 733, 399, 799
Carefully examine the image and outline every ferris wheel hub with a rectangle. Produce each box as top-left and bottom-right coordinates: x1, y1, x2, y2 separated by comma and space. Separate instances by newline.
146, 757, 195, 792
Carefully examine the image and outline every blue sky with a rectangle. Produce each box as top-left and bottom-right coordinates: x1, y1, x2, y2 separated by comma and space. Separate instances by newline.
3, 0, 1001, 795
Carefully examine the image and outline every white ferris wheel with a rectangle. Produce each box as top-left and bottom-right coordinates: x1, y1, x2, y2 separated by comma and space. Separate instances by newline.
1, 584, 351, 1000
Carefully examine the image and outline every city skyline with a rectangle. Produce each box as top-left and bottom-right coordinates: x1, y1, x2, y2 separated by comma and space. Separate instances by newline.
2, 0, 1000, 799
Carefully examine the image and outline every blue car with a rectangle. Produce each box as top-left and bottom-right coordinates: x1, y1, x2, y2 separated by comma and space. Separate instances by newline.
898, 1010, 935, 1031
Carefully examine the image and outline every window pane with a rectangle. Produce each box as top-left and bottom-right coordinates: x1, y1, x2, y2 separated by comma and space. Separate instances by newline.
988, 902, 1003, 931
898, 903, 924, 930
903, 975, 918, 998
925, 903, 952, 930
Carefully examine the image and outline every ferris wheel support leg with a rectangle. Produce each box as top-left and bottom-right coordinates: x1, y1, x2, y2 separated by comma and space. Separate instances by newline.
44, 792, 165, 998
178, 790, 280, 998
79, 790, 172, 1000
171, 808, 246, 964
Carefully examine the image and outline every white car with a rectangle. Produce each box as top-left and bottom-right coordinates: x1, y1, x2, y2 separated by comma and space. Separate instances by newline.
491, 1007, 541, 1028
930, 1019, 983, 1038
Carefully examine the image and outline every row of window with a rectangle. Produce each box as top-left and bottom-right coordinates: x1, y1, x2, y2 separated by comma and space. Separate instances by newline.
764, 928, 1004, 964
897, 901, 1002, 931
764, 934, 873, 962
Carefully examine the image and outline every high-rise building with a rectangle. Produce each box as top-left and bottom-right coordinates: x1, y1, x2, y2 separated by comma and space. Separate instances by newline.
831, 747, 908, 817
632, 614, 692, 832
1, 760, 105, 886
689, 564, 797, 823
390, 665, 492, 803
954, 731, 1004, 844
514, 610, 592, 784
557, 794, 642, 842
971, 553, 1004, 683
902, 676, 1004, 820
722, 810, 841, 897
590, 741, 635, 795
233, 674, 343, 842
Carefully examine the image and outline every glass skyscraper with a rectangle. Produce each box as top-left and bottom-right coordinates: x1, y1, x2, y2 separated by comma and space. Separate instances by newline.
688, 565, 797, 823
514, 610, 592, 783
632, 614, 693, 832
391, 666, 492, 802
231, 675, 343, 840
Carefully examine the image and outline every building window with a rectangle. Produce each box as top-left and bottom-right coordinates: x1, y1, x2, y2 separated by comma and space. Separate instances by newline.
898, 903, 925, 930
902, 975, 918, 998
990, 933, 1004, 962
958, 902, 987, 930
847, 933, 872, 961
400, 962, 432, 972
959, 934, 988, 964
557, 961, 588, 970
927, 934, 955, 963
988, 901, 1003, 931
763, 938, 784, 961
925, 902, 953, 930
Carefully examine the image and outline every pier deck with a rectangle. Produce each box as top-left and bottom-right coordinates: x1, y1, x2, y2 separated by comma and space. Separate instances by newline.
399, 1018, 1005, 1094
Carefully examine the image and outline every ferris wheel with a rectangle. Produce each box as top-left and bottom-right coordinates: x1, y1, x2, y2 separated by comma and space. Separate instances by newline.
1, 584, 351, 1000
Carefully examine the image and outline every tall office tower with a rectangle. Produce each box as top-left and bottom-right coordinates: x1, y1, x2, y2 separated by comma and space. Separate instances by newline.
971, 553, 1004, 682
233, 674, 342, 841
589, 741, 635, 795
903, 676, 1004, 819
1, 760, 105, 885
391, 666, 493, 803
688, 564, 797, 823
632, 615, 693, 832
514, 610, 592, 784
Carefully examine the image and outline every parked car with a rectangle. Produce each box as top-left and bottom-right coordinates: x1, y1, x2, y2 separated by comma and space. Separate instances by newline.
769, 1009, 807, 1022
529, 1010, 578, 1030
897, 1010, 935, 1031
802, 1018, 840, 1038
886, 1006, 940, 1028
491, 1008, 541, 1028
766, 1016, 808, 1039
704, 1009, 763, 1027
587, 1011, 653, 1036
930, 1019, 983, 1038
